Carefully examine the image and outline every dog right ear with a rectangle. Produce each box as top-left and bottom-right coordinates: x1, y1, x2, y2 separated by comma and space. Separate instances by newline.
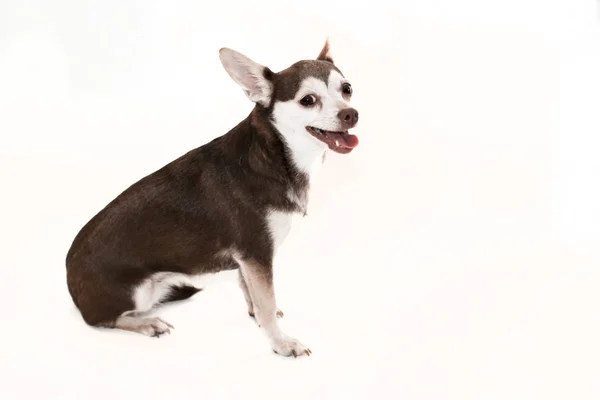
316, 39, 334, 64
219, 48, 273, 107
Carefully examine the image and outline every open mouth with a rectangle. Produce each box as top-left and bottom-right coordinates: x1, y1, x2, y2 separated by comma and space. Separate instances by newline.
306, 126, 359, 154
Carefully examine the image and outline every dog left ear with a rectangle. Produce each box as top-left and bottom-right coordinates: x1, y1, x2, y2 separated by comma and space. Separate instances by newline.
316, 39, 334, 64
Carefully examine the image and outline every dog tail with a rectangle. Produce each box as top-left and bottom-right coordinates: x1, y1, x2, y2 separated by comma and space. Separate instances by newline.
160, 285, 202, 304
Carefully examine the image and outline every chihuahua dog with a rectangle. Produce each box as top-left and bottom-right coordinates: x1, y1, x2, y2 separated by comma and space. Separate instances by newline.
66, 40, 359, 357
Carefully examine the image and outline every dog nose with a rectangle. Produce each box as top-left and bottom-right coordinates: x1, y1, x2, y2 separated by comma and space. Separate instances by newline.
338, 108, 359, 129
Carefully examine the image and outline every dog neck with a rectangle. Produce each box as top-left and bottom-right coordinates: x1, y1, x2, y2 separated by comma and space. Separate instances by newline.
220, 108, 307, 214
260, 109, 326, 188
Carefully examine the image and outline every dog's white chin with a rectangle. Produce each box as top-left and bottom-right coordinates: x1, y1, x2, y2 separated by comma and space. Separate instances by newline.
270, 120, 326, 180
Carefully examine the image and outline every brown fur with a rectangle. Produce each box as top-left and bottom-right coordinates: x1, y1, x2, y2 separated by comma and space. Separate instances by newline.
65, 43, 344, 345
65, 67, 342, 327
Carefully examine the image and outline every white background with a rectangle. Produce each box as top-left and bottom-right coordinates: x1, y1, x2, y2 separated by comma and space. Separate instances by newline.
1, 1, 599, 399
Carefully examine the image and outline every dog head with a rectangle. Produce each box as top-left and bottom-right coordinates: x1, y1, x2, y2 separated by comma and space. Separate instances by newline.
219, 40, 359, 155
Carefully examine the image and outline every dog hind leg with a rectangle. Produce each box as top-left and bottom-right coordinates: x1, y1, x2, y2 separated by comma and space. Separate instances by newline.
69, 265, 180, 338
112, 315, 173, 337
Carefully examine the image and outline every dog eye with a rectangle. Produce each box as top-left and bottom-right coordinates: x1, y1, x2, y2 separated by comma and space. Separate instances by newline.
342, 83, 352, 95
300, 95, 316, 106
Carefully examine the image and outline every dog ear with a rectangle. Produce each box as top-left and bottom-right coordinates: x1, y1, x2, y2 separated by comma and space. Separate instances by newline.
316, 39, 334, 64
219, 48, 273, 107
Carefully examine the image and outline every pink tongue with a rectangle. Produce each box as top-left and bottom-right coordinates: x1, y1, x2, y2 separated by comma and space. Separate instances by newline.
326, 132, 359, 148
341, 133, 359, 148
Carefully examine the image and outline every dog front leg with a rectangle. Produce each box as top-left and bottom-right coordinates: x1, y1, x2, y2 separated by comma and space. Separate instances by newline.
237, 258, 310, 357
238, 269, 284, 319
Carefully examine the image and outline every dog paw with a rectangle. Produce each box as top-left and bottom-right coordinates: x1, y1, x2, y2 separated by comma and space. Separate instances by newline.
115, 316, 174, 338
270, 335, 311, 358
138, 318, 174, 338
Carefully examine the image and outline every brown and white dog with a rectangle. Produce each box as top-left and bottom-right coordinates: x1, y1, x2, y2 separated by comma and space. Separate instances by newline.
66, 40, 359, 357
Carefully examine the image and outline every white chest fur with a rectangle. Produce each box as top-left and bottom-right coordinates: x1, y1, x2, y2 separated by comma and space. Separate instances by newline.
266, 210, 294, 252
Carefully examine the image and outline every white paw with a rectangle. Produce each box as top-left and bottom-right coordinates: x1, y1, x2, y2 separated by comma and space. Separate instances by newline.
138, 317, 174, 338
270, 335, 312, 358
